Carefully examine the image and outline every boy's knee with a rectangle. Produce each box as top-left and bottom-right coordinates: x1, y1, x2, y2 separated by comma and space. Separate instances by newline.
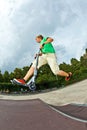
52, 70, 59, 75
51, 66, 60, 75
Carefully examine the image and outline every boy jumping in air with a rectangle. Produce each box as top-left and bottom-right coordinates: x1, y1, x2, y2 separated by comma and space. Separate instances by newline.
14, 35, 72, 85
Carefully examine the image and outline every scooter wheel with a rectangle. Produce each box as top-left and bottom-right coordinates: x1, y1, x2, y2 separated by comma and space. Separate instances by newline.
29, 82, 36, 91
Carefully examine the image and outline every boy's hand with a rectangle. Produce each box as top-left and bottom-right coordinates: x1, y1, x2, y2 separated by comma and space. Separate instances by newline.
40, 43, 45, 49
40, 44, 43, 49
34, 53, 42, 59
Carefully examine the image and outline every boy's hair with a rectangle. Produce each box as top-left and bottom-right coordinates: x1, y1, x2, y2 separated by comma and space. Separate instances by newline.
36, 35, 43, 39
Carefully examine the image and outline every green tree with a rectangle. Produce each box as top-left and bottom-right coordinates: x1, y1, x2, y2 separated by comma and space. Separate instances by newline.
71, 58, 79, 65
13, 68, 23, 78
86, 48, 87, 54
9, 72, 15, 80
22, 66, 30, 77
3, 71, 10, 82
0, 70, 3, 82
60, 62, 71, 72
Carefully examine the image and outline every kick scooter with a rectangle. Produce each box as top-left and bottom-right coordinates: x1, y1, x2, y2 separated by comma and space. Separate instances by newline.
11, 49, 41, 91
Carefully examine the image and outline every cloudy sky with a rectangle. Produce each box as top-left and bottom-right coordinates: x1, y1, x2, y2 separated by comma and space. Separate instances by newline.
0, 0, 87, 72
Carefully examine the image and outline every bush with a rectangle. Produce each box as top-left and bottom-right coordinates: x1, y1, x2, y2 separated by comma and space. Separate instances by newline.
0, 83, 23, 93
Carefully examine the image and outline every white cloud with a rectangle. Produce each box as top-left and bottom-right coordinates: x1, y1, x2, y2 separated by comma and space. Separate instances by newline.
0, 0, 87, 72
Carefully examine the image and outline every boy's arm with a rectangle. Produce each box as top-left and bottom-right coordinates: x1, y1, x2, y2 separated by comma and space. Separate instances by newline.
44, 37, 54, 44
40, 37, 54, 49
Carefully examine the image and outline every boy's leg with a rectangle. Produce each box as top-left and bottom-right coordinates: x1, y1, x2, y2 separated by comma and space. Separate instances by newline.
23, 54, 48, 80
57, 70, 72, 81
57, 70, 69, 77
47, 53, 72, 80
24, 54, 47, 81
13, 66, 35, 85
24, 67, 34, 81
13, 54, 47, 84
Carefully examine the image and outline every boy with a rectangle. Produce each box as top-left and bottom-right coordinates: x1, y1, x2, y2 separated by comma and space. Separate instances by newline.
14, 35, 72, 85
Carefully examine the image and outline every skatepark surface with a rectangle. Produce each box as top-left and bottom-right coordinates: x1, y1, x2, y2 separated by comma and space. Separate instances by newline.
0, 79, 87, 130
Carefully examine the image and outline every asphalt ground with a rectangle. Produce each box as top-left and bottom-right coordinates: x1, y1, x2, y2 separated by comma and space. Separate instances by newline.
0, 99, 87, 130
0, 79, 87, 130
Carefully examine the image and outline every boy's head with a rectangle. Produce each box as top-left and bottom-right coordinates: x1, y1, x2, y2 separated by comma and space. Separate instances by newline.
36, 35, 43, 43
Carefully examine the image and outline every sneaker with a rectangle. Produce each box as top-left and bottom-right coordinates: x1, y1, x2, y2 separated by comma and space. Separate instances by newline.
65, 72, 72, 81
13, 78, 26, 85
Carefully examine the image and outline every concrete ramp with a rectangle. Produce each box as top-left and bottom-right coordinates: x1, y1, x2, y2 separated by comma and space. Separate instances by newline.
51, 104, 87, 121
0, 99, 87, 130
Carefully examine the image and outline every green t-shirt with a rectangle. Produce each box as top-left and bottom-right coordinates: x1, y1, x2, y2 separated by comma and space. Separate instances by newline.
40, 37, 55, 53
